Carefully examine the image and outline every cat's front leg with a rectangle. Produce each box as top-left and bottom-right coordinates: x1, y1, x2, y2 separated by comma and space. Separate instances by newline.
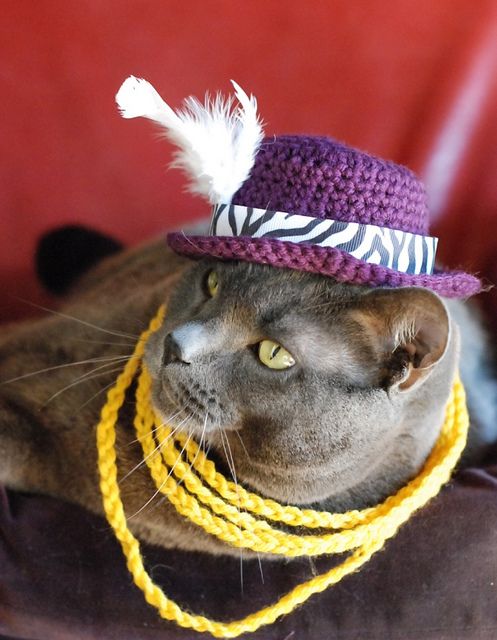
0, 396, 61, 496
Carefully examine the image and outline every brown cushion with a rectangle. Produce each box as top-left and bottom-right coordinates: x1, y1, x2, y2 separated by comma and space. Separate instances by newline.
1, 460, 497, 640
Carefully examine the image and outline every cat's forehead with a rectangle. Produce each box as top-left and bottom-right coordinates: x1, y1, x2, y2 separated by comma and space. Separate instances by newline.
201, 259, 362, 305
171, 259, 373, 342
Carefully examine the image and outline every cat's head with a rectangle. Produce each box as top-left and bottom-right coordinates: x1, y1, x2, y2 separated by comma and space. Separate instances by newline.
144, 259, 455, 507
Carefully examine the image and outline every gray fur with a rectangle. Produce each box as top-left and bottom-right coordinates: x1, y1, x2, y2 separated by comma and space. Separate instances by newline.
0, 238, 496, 556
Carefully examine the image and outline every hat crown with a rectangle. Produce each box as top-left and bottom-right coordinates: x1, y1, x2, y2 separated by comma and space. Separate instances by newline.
233, 135, 429, 236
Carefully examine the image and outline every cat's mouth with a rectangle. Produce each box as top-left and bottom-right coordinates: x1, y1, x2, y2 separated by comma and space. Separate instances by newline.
155, 378, 237, 436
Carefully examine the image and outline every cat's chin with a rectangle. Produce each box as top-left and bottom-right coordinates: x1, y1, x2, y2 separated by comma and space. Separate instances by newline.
146, 412, 337, 504
208, 446, 345, 505
232, 465, 342, 505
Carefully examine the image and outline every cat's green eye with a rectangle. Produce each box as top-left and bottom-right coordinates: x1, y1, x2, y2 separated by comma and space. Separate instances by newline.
206, 270, 219, 297
258, 340, 295, 370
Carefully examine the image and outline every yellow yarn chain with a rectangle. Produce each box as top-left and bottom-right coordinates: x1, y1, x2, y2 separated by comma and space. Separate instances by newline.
96, 304, 470, 638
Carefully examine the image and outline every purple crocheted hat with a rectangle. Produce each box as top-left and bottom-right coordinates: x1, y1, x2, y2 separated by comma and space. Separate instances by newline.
168, 135, 481, 298
116, 78, 481, 298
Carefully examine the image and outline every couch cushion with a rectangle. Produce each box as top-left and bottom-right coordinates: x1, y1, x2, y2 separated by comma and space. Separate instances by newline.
1, 462, 497, 640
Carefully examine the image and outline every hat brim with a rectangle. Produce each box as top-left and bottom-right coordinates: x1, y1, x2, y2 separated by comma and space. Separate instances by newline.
167, 232, 482, 299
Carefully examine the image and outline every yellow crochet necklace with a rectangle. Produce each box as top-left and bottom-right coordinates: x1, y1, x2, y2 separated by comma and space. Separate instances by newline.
96, 305, 469, 638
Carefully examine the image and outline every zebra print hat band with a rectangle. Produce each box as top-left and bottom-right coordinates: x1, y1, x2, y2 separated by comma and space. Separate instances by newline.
210, 203, 438, 276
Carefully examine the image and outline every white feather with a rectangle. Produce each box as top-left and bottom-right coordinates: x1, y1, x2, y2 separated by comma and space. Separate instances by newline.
115, 76, 264, 204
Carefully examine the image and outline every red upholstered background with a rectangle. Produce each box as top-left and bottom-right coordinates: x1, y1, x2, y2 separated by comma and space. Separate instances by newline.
1, 0, 497, 322
2, 5, 497, 639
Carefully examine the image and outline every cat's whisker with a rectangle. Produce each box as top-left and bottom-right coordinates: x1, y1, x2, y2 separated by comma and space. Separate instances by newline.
120, 437, 165, 485
226, 433, 262, 588
204, 440, 213, 460
220, 430, 239, 487
220, 429, 241, 519
233, 429, 251, 462
128, 420, 194, 520
120, 414, 189, 484
42, 365, 129, 407
240, 548, 245, 597
307, 556, 318, 577
77, 378, 121, 411
42, 357, 135, 406
219, 429, 262, 585
164, 417, 197, 489
219, 429, 243, 596
120, 437, 164, 485
68, 338, 140, 348
201, 426, 209, 452
257, 553, 265, 585
186, 413, 208, 478
1, 354, 135, 385
12, 297, 140, 340
174, 412, 208, 487
125, 407, 185, 447
219, 430, 245, 596
199, 416, 208, 453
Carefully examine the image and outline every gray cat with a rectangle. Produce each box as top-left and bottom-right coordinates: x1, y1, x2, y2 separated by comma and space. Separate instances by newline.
1, 234, 496, 557
4, 88, 496, 640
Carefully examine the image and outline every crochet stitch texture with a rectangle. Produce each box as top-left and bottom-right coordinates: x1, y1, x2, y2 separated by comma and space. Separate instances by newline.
96, 305, 470, 638
168, 135, 482, 298
234, 136, 429, 234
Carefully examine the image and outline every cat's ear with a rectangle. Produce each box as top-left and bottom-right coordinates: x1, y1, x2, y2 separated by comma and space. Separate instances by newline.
351, 287, 450, 392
